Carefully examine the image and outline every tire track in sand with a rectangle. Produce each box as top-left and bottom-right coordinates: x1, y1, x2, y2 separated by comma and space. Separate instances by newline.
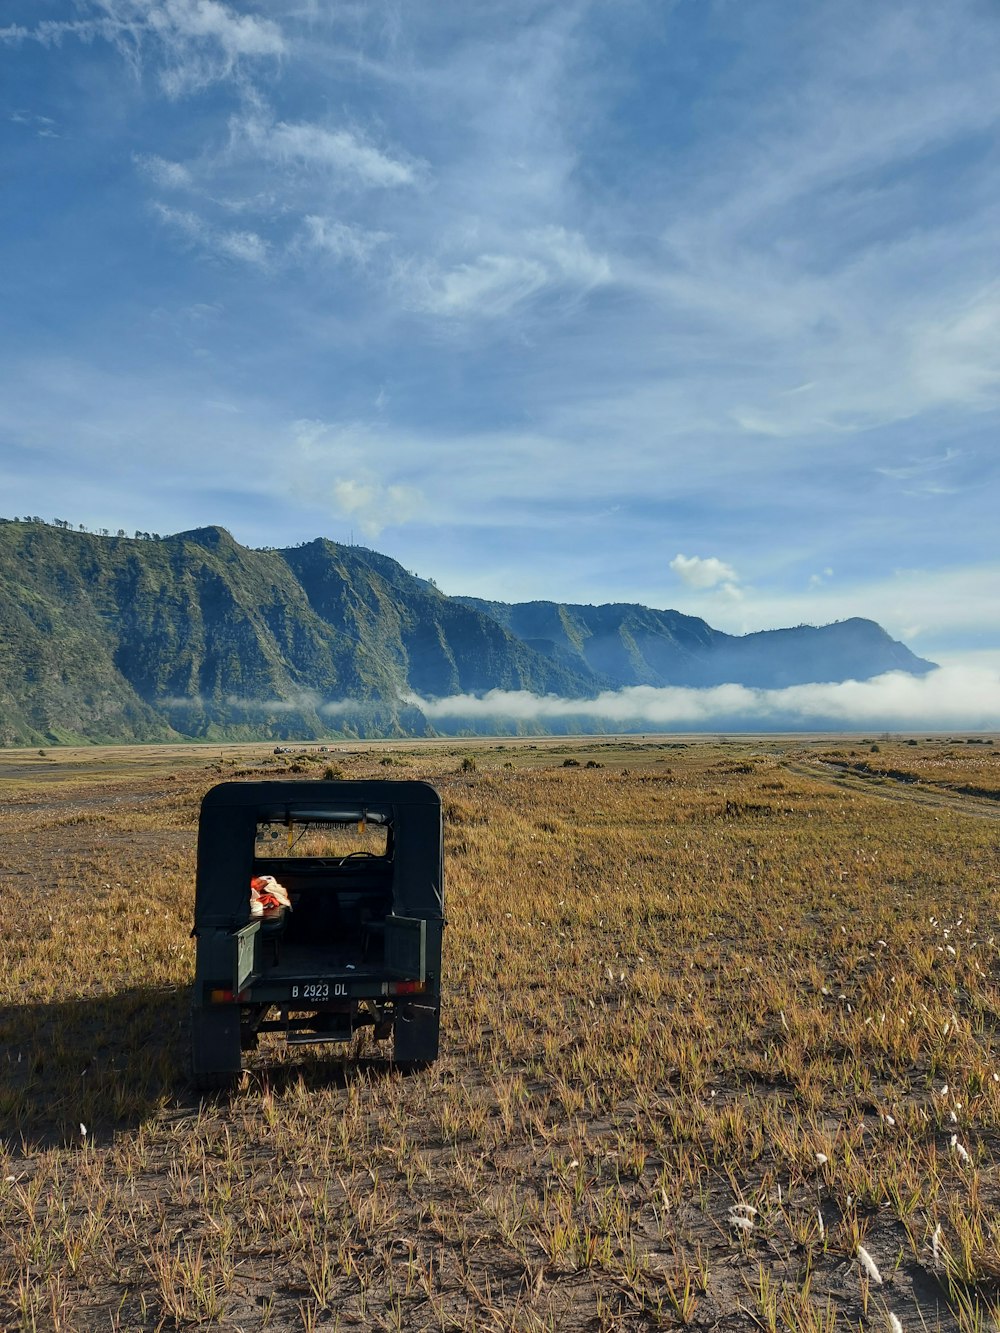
782, 759, 1000, 820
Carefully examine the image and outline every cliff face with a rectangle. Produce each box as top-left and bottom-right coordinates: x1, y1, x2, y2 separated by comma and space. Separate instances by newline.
0, 523, 590, 744
0, 520, 936, 745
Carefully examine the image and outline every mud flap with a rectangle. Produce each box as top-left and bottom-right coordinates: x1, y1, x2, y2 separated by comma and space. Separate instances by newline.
392, 1002, 440, 1066
191, 1007, 243, 1091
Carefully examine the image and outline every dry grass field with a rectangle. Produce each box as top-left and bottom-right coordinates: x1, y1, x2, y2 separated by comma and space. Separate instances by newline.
1, 734, 999, 1332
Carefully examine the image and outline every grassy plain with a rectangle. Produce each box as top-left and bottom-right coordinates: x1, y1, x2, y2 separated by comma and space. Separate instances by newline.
1, 734, 999, 1331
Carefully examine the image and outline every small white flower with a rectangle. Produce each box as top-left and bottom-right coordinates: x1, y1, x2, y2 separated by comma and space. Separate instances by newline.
79, 1123, 87, 1139
815, 1152, 828, 1165
857, 1245, 883, 1284
950, 1135, 970, 1164
728, 1203, 757, 1232
888, 1313, 904, 1333
931, 1223, 943, 1267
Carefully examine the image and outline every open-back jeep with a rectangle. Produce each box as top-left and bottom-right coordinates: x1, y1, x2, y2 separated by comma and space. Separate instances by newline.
190, 779, 443, 1089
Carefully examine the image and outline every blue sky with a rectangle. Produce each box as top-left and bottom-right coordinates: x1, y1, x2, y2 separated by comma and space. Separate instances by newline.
2, 0, 999, 675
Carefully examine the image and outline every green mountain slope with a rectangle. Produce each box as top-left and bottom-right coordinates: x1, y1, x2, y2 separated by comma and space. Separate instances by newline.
0, 522, 592, 744
0, 520, 936, 745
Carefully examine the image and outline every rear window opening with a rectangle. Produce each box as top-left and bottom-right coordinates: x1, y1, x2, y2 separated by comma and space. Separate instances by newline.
251, 813, 394, 971
254, 814, 391, 861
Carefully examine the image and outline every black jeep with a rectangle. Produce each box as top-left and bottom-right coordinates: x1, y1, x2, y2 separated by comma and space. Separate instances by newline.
190, 779, 443, 1089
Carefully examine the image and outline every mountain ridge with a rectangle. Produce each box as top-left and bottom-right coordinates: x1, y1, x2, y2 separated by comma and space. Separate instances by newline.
0, 519, 935, 745
455, 597, 932, 690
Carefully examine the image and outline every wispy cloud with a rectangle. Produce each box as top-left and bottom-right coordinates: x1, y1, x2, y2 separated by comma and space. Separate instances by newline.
9, 109, 59, 137
403, 226, 610, 318
152, 202, 269, 265
299, 216, 390, 266
235, 114, 420, 189
876, 449, 961, 482
147, 0, 285, 58
134, 153, 194, 190
2, 0, 285, 92
161, 691, 323, 714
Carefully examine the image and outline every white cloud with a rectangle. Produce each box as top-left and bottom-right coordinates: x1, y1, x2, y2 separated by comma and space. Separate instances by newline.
401, 665, 1000, 731
97, 0, 285, 60
876, 449, 961, 482
161, 691, 323, 713
149, 0, 285, 58
239, 115, 418, 189
135, 153, 193, 189
910, 282, 1000, 409
152, 202, 268, 265
410, 226, 610, 318
224, 691, 322, 713
5, 1, 285, 90
215, 229, 268, 264
9, 108, 58, 137
301, 216, 390, 265
408, 253, 549, 318
671, 554, 739, 590
683, 564, 1000, 661
596, 10, 1000, 442
330, 478, 423, 538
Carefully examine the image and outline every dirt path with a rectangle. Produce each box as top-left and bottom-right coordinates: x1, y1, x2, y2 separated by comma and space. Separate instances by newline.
784, 758, 1000, 819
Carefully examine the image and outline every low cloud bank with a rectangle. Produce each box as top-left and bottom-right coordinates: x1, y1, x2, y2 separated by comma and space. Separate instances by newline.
402, 666, 1000, 732
156, 666, 1000, 735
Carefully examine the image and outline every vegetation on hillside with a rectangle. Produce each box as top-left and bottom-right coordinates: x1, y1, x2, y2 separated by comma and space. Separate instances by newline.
1, 519, 935, 748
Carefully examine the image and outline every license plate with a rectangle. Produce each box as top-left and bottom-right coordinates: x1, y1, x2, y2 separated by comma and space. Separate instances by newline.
290, 982, 350, 1001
